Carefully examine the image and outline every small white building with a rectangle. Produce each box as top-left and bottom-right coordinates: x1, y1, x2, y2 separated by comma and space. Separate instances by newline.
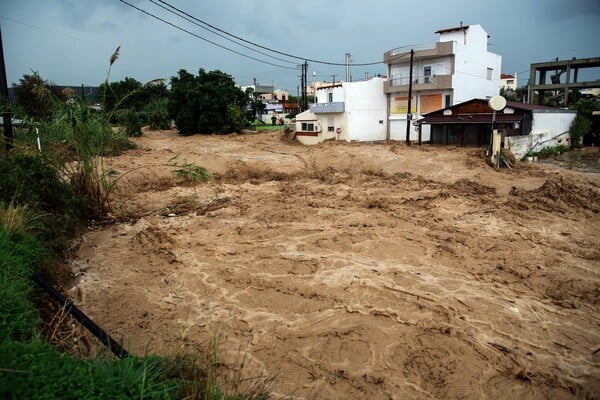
383, 24, 502, 142
500, 73, 518, 91
417, 99, 577, 159
295, 77, 387, 145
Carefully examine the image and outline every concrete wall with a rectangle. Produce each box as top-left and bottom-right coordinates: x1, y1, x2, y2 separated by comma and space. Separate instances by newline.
316, 86, 344, 103
452, 25, 501, 103
389, 119, 420, 141
344, 78, 387, 141
506, 111, 576, 159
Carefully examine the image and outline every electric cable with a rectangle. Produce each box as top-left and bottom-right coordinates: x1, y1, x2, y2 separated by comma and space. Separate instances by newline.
147, 0, 298, 65
118, 0, 297, 70
153, 0, 383, 66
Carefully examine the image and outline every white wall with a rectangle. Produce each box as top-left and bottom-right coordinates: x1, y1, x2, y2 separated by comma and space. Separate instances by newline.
389, 119, 420, 141
530, 112, 576, 150
316, 86, 344, 103
450, 24, 502, 103
344, 78, 387, 141
506, 111, 577, 159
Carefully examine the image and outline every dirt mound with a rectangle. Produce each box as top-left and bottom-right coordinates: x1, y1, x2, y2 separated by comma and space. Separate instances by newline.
508, 176, 600, 213
447, 178, 497, 196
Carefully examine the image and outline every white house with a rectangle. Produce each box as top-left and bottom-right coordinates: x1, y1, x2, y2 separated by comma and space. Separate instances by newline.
383, 24, 502, 142
294, 77, 387, 145
500, 73, 518, 91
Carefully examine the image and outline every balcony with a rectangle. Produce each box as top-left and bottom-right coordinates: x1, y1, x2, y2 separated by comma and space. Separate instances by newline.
384, 74, 452, 94
310, 102, 345, 114
384, 41, 454, 64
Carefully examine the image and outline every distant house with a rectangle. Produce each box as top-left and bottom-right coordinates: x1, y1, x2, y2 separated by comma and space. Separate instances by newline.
383, 24, 502, 142
417, 98, 576, 158
294, 77, 387, 145
240, 84, 274, 100
272, 89, 289, 101
500, 73, 518, 90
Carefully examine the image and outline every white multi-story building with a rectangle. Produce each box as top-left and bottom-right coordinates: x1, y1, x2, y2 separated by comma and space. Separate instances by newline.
383, 24, 502, 142
295, 77, 387, 145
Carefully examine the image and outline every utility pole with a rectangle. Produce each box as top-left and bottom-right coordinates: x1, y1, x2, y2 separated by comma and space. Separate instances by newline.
0, 24, 13, 151
303, 61, 308, 111
331, 74, 337, 85
405, 49, 414, 145
299, 62, 308, 112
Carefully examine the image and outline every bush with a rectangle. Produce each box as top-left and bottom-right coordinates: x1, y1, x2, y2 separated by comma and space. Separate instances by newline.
570, 115, 592, 149
112, 109, 142, 137
0, 154, 87, 247
145, 98, 171, 130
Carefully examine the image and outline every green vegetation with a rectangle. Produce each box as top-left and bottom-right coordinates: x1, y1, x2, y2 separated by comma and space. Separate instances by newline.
569, 115, 592, 149
168, 69, 250, 135
569, 98, 600, 148
1, 49, 270, 399
529, 144, 570, 158
170, 160, 212, 183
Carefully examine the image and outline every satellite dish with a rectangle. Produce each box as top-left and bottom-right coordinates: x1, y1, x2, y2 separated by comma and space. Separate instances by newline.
488, 95, 507, 111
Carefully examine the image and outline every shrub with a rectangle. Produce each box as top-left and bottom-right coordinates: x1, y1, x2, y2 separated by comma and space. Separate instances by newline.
120, 108, 143, 137
0, 201, 43, 237
0, 154, 87, 247
145, 98, 171, 130
569, 115, 592, 149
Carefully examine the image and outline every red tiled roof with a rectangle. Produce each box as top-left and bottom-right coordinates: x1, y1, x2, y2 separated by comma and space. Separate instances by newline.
501, 73, 514, 79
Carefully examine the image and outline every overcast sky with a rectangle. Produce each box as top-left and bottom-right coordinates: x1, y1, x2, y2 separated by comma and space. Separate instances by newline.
1, 0, 599, 94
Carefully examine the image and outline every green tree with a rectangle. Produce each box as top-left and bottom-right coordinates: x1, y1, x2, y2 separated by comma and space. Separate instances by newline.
13, 72, 64, 119
168, 69, 249, 135
500, 87, 517, 102
569, 98, 600, 148
99, 76, 143, 112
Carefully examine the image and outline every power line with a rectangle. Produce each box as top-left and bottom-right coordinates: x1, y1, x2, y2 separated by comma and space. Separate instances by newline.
117, 0, 297, 70
146, 0, 297, 66
154, 0, 383, 67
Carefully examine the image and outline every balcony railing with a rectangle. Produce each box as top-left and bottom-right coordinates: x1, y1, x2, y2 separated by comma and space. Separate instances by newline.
384, 74, 452, 94
310, 102, 345, 114
390, 75, 437, 86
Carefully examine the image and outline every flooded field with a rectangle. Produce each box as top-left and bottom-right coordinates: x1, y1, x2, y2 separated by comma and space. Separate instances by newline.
72, 129, 600, 399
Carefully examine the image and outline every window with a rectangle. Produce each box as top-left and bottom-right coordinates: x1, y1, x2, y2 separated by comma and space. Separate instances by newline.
445, 94, 451, 108
424, 66, 432, 83
328, 92, 333, 102
327, 117, 334, 132
507, 79, 514, 85
487, 68, 493, 80
301, 122, 315, 131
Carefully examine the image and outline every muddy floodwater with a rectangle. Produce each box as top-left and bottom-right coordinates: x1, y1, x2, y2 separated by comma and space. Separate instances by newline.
72, 129, 600, 399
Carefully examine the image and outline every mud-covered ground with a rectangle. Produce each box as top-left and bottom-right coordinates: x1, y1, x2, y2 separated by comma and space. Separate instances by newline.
71, 129, 600, 399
